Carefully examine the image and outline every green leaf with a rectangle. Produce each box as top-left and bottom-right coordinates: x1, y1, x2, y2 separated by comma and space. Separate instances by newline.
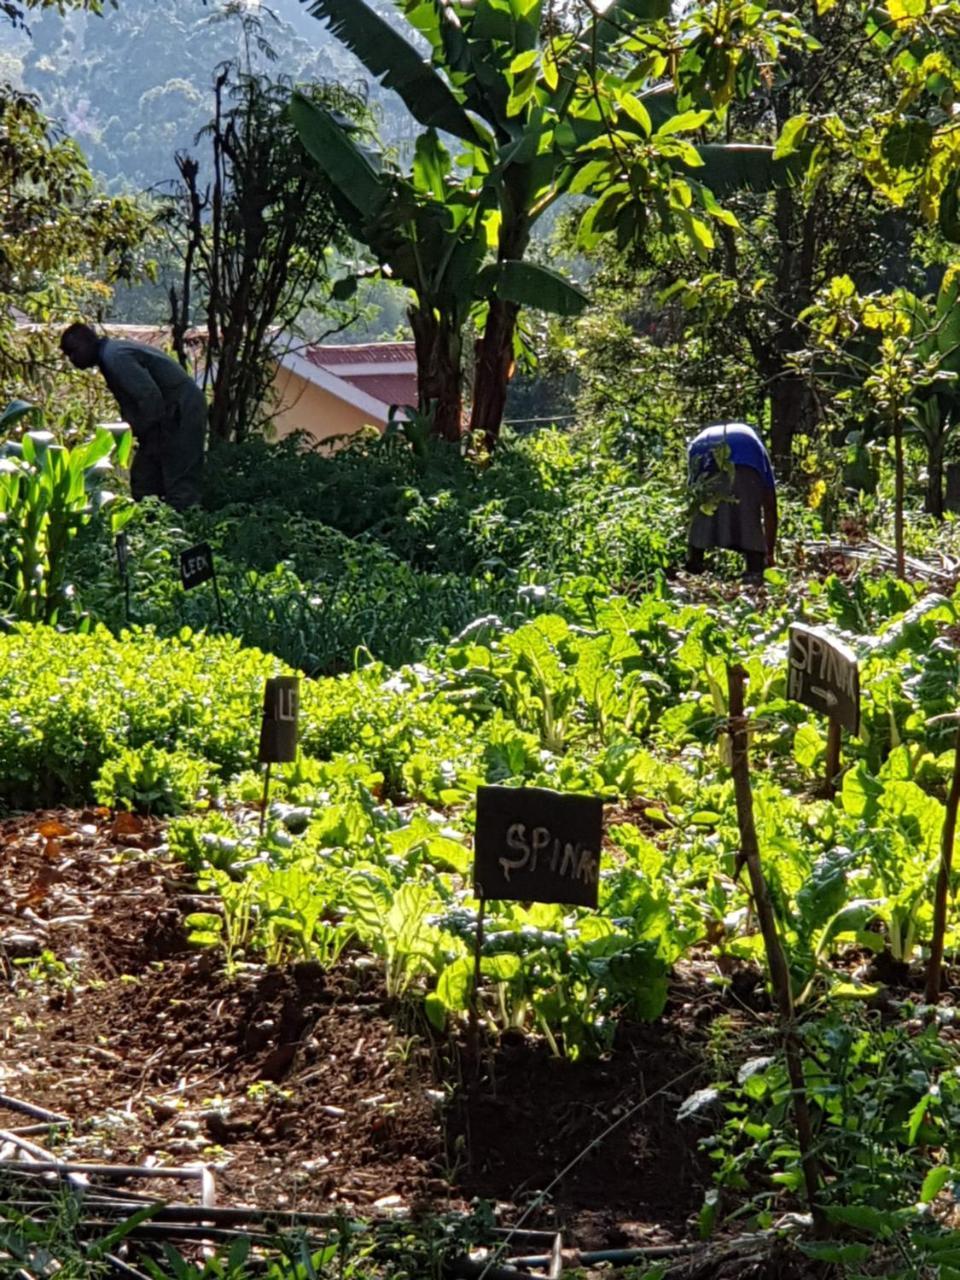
413, 128, 451, 202
920, 1165, 952, 1203
773, 113, 810, 160
0, 400, 39, 433
87, 1205, 161, 1260
481, 260, 589, 316
657, 109, 712, 136
509, 49, 539, 74
881, 117, 934, 171
691, 144, 802, 196
300, 0, 477, 141
825, 1204, 907, 1235
619, 92, 653, 136
482, 953, 522, 981
435, 955, 474, 1012
798, 1242, 870, 1264
794, 723, 824, 769
290, 95, 390, 220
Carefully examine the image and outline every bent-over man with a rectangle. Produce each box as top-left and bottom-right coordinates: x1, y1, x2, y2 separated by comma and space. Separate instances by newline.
60, 323, 206, 510
686, 422, 777, 583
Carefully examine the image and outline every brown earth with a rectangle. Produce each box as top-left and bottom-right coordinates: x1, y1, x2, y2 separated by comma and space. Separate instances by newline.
0, 807, 768, 1261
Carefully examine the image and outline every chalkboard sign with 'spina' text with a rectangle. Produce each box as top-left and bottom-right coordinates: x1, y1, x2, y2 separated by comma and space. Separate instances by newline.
474, 785, 603, 909
787, 624, 860, 735
180, 542, 214, 591
258, 676, 299, 764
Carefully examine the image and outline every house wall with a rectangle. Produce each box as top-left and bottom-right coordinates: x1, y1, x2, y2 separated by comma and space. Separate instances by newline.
269, 366, 387, 444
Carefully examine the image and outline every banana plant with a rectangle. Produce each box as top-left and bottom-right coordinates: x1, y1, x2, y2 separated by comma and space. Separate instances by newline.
0, 415, 132, 623
298, 0, 804, 447
296, 0, 595, 445
290, 98, 490, 441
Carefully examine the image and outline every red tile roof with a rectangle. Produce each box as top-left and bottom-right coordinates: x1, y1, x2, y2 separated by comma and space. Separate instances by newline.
304, 342, 416, 367
353, 373, 418, 407
300, 341, 418, 409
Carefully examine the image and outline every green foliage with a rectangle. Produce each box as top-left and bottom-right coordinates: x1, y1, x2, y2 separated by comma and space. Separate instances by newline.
55, 431, 684, 671
0, 84, 149, 400
94, 742, 212, 815
698, 1010, 960, 1231
0, 420, 132, 623
0, 623, 282, 808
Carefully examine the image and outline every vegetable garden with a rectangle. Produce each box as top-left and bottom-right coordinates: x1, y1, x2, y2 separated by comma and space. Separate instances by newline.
6, 418, 960, 1279
8, 0, 960, 1270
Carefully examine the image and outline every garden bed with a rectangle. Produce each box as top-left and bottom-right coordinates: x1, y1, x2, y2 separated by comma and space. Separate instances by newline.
0, 807, 720, 1249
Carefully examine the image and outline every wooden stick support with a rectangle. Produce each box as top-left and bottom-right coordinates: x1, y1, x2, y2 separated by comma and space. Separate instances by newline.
259, 763, 271, 838
825, 716, 842, 797
926, 721, 960, 1004
211, 569, 225, 629
727, 665, 823, 1228
469, 896, 486, 1062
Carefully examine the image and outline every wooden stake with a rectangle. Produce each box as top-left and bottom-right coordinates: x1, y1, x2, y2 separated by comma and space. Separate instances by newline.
469, 896, 486, 1065
894, 416, 905, 580
926, 722, 960, 1004
727, 665, 823, 1228
211, 567, 225, 629
825, 716, 842, 797
259, 763, 271, 838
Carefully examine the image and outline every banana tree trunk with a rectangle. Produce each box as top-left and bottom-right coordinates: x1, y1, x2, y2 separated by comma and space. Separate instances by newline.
470, 210, 531, 452
469, 296, 521, 451
409, 304, 462, 442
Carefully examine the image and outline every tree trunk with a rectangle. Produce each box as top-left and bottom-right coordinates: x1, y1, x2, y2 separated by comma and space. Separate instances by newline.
926, 431, 945, 519
770, 372, 815, 476
469, 208, 530, 452
469, 296, 520, 451
409, 304, 462, 442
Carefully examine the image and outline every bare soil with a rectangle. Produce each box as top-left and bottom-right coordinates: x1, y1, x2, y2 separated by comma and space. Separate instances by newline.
0, 807, 756, 1256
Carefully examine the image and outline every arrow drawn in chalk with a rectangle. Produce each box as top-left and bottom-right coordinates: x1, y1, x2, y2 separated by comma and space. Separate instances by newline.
811, 686, 838, 707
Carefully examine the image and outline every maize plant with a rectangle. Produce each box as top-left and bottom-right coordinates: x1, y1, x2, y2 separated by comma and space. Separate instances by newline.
0, 403, 132, 623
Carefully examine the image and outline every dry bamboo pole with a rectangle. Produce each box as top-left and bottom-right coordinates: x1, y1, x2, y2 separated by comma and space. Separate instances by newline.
727, 665, 823, 1231
0, 1093, 69, 1124
0, 1158, 206, 1181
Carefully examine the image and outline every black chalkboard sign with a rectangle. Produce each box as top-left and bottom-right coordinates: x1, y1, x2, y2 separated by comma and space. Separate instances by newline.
787, 623, 860, 735
180, 542, 215, 591
474, 785, 603, 909
258, 676, 300, 764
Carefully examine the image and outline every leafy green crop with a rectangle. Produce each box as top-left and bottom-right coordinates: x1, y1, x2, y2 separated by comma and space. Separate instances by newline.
0, 419, 132, 624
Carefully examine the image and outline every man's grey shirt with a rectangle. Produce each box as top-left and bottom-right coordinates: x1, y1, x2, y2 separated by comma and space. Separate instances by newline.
97, 339, 202, 438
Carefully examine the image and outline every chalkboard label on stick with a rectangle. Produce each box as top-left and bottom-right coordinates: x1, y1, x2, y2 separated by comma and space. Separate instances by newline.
474, 785, 603, 909
180, 542, 215, 591
258, 676, 299, 765
787, 624, 860, 735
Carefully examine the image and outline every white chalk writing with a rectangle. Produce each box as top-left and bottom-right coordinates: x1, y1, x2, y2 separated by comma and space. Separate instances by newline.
789, 629, 856, 699
499, 822, 599, 886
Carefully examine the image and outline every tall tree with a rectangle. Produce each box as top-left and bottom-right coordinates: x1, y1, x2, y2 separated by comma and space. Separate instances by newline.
0, 85, 148, 404
167, 63, 365, 444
